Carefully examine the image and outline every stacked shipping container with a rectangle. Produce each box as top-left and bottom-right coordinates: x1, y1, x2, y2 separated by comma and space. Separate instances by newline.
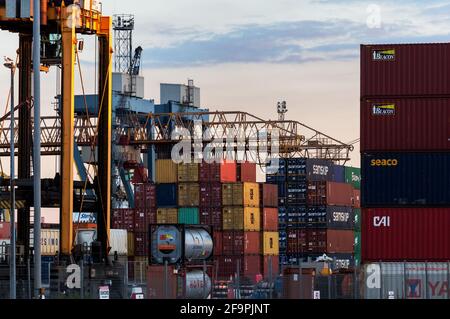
268, 158, 360, 269
360, 43, 450, 262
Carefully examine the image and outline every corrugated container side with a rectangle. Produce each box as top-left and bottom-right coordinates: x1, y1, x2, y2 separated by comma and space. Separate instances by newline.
127, 232, 135, 257
200, 182, 222, 207
306, 159, 334, 182
326, 182, 354, 206
243, 207, 261, 231
41, 229, 60, 256
345, 167, 361, 190
178, 208, 200, 225
262, 208, 278, 231
332, 165, 345, 183
155, 159, 178, 183
241, 255, 262, 283
109, 229, 128, 256
361, 43, 450, 97
147, 265, 178, 299
308, 229, 354, 254
262, 232, 279, 256
237, 162, 257, 182
243, 232, 261, 255
156, 184, 177, 207
260, 184, 278, 207
262, 255, 280, 279
199, 207, 222, 230
286, 229, 307, 254
306, 206, 354, 230
362, 153, 450, 206
156, 208, 178, 224
222, 184, 234, 206
177, 163, 199, 182
134, 232, 149, 256
178, 183, 200, 207
213, 231, 223, 256
219, 161, 237, 182
361, 98, 450, 152
362, 208, 450, 261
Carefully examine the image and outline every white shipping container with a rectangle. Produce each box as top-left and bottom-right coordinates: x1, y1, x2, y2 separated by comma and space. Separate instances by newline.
109, 229, 128, 256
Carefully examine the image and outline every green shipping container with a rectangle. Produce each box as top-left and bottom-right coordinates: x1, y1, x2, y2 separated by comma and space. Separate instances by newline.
178, 208, 200, 225
345, 167, 361, 190
354, 231, 361, 267
354, 208, 361, 231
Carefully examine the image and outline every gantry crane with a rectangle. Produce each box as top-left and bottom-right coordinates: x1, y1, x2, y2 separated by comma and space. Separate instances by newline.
0, 1, 113, 260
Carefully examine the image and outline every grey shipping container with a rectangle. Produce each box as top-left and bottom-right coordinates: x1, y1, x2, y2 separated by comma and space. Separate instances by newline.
306, 159, 334, 182
364, 262, 450, 299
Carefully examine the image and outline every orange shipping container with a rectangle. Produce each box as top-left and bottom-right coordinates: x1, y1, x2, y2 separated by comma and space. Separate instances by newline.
262, 208, 278, 231
178, 183, 200, 207
156, 159, 178, 183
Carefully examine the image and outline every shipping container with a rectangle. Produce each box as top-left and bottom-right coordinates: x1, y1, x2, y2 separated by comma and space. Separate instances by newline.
286, 206, 307, 228
261, 255, 280, 279
200, 161, 237, 183
354, 208, 361, 231
134, 183, 156, 209
345, 167, 361, 190
293, 253, 356, 270
222, 207, 260, 231
306, 159, 334, 182
147, 265, 178, 299
0, 222, 10, 239
332, 165, 345, 183
156, 184, 177, 207
134, 231, 149, 256
361, 98, 450, 152
364, 262, 450, 299
282, 268, 315, 299
112, 209, 135, 231
261, 208, 279, 231
260, 184, 278, 208
361, 43, 450, 97
156, 208, 178, 224
178, 183, 200, 207
237, 162, 257, 182
222, 183, 260, 207
134, 208, 156, 232
278, 207, 287, 227
177, 163, 199, 182
286, 181, 307, 206
41, 229, 60, 256
286, 229, 308, 254
199, 207, 222, 230
109, 229, 128, 256
287, 158, 307, 175
266, 159, 286, 179
222, 231, 260, 255
199, 182, 222, 207
362, 153, 450, 206
353, 189, 361, 209
178, 208, 200, 225
306, 206, 354, 230
262, 232, 279, 256
216, 256, 262, 282
213, 231, 223, 256
127, 232, 135, 257
307, 182, 353, 207
155, 159, 178, 183
308, 229, 354, 254
362, 208, 450, 261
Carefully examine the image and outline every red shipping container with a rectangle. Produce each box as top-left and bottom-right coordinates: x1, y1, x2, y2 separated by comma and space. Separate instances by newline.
307, 182, 353, 206
361, 43, 450, 97
134, 184, 146, 209
262, 208, 278, 231
353, 189, 361, 209
262, 255, 280, 279
216, 256, 262, 282
222, 231, 260, 255
307, 229, 354, 254
199, 182, 222, 207
112, 209, 135, 231
237, 162, 257, 183
199, 206, 222, 230
200, 161, 237, 183
361, 98, 450, 152
287, 229, 307, 254
213, 231, 223, 256
134, 208, 156, 232
145, 184, 157, 208
362, 208, 450, 262
260, 184, 278, 208
134, 232, 149, 256
0, 222, 10, 239
241, 255, 262, 283
147, 265, 178, 299
216, 256, 239, 278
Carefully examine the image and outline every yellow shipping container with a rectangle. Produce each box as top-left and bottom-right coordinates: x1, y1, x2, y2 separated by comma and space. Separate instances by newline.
178, 163, 199, 182
178, 183, 200, 207
222, 207, 260, 231
262, 232, 279, 256
41, 229, 60, 256
222, 183, 259, 207
156, 159, 178, 183
157, 208, 178, 224
127, 232, 135, 257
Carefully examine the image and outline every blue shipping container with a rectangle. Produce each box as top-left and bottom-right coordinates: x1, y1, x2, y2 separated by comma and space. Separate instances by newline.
278, 207, 287, 225
306, 159, 334, 182
156, 184, 178, 207
287, 158, 307, 176
287, 206, 307, 228
266, 159, 287, 177
362, 153, 450, 206
287, 182, 307, 205
332, 165, 345, 183
306, 206, 354, 230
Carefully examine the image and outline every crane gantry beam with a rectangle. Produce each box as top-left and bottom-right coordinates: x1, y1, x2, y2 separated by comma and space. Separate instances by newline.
0, 110, 353, 164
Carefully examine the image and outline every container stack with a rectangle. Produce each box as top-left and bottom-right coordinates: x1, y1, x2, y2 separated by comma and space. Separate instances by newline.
268, 158, 359, 270
360, 43, 450, 262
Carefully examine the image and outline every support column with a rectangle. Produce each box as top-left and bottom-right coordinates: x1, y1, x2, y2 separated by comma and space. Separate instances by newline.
97, 16, 112, 259
60, 10, 76, 256
17, 34, 32, 259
